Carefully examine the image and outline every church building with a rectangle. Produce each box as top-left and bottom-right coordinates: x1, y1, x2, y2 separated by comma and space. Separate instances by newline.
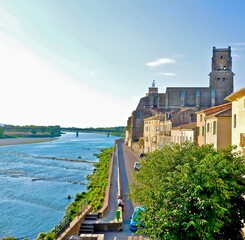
126, 47, 234, 146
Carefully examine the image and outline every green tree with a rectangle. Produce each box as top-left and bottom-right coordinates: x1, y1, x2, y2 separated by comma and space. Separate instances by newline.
31, 129, 37, 135
130, 143, 245, 240
0, 127, 5, 138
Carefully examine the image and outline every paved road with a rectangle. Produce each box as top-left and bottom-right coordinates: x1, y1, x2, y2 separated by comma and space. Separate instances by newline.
103, 139, 145, 240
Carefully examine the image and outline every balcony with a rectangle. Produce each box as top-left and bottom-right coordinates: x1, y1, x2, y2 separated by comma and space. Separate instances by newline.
164, 131, 171, 136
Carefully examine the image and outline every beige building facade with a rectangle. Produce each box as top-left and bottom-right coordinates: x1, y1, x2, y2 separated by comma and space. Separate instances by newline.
171, 122, 197, 144
196, 103, 232, 149
143, 114, 165, 153
225, 87, 245, 156
143, 109, 195, 153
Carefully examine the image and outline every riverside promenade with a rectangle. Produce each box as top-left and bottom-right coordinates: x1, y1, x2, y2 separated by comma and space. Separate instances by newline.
56, 139, 123, 239
57, 139, 148, 240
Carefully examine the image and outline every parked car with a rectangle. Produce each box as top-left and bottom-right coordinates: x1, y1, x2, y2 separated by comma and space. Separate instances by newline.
130, 206, 145, 231
134, 162, 141, 171
139, 153, 146, 158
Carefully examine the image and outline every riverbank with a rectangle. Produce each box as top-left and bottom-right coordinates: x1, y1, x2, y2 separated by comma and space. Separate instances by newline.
0, 137, 57, 146
0, 133, 119, 239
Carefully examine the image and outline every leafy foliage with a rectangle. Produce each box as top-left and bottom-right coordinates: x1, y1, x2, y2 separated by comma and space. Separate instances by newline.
36, 147, 113, 240
2, 125, 61, 138
0, 127, 4, 138
130, 143, 245, 240
65, 147, 113, 217
74, 126, 126, 137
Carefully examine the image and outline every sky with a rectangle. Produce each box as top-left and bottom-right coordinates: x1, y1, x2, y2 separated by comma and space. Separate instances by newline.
0, 0, 244, 128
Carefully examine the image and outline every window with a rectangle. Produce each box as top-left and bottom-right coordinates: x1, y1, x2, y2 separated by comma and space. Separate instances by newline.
234, 114, 237, 128
213, 121, 217, 135
240, 133, 245, 147
207, 123, 210, 132
197, 127, 200, 136
180, 90, 185, 106
202, 126, 205, 136
200, 114, 203, 122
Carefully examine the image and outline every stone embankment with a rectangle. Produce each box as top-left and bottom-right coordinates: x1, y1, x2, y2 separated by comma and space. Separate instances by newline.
56, 141, 123, 240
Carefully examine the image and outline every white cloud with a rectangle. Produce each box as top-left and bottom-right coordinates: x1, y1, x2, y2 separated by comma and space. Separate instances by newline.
146, 58, 175, 67
156, 72, 176, 76
231, 42, 245, 46
231, 53, 243, 61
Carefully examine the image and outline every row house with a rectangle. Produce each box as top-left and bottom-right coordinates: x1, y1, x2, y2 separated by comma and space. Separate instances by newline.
171, 122, 197, 144
196, 102, 232, 149
144, 113, 165, 153
225, 87, 245, 156
142, 87, 245, 157
143, 108, 195, 153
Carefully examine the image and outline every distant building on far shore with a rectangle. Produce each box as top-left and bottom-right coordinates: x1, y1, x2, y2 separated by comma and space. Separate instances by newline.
126, 46, 234, 148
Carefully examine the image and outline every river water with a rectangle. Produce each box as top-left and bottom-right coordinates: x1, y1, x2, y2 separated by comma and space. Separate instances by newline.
0, 132, 119, 239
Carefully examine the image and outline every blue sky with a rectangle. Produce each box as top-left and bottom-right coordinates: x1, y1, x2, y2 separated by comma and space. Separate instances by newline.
0, 0, 244, 128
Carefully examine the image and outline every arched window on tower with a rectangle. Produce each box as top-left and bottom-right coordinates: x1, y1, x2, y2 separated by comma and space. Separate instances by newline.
180, 90, 185, 107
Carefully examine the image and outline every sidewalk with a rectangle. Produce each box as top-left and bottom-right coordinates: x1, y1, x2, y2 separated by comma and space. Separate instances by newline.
98, 143, 120, 222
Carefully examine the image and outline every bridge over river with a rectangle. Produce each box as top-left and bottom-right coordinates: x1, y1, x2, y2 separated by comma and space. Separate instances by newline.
2, 126, 124, 137
61, 127, 124, 137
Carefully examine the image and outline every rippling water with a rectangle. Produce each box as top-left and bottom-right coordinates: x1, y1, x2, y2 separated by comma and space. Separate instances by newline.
0, 132, 119, 239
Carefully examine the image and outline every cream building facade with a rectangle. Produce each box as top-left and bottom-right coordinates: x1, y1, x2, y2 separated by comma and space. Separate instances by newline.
171, 122, 197, 144
143, 114, 165, 153
196, 103, 232, 149
143, 109, 195, 153
225, 87, 245, 156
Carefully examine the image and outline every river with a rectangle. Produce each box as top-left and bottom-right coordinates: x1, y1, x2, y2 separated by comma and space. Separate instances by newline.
0, 132, 120, 239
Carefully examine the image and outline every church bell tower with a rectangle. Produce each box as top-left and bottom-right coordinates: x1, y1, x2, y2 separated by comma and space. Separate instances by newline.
209, 46, 234, 105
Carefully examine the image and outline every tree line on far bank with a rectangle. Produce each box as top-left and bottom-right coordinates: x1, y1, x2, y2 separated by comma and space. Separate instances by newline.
0, 125, 126, 139
0, 125, 61, 138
